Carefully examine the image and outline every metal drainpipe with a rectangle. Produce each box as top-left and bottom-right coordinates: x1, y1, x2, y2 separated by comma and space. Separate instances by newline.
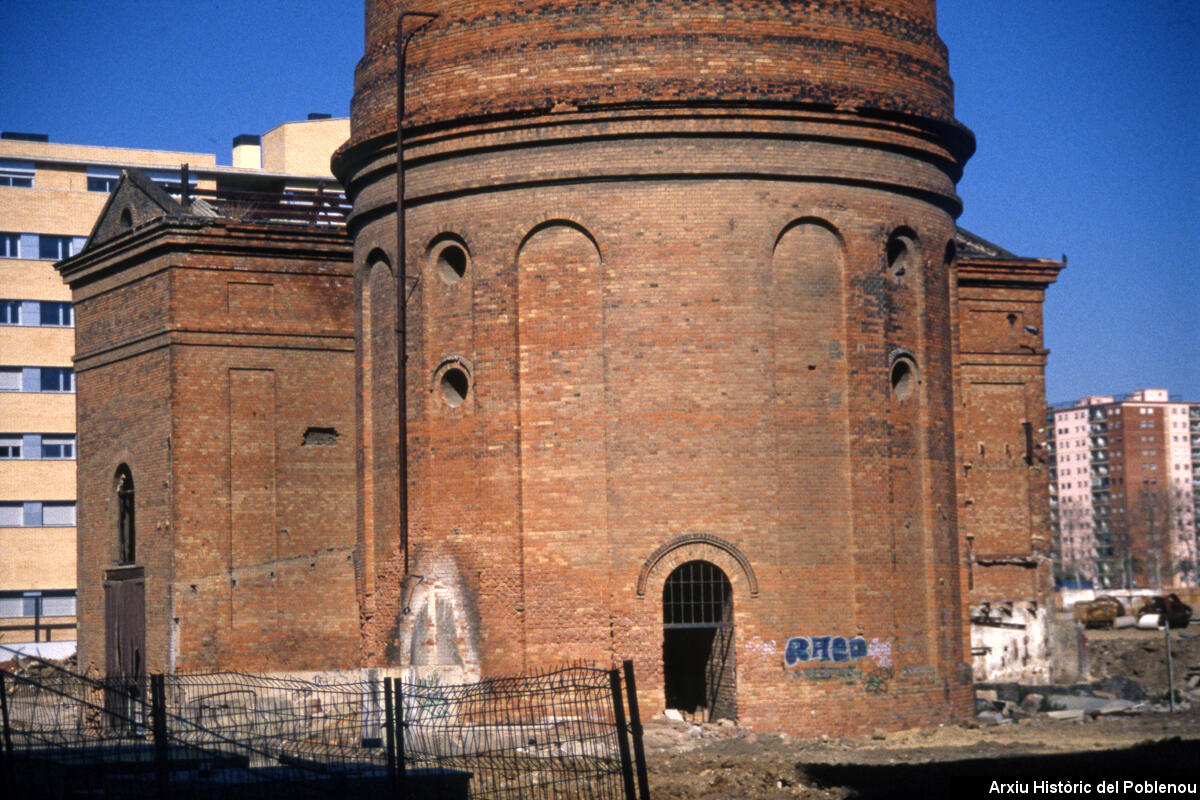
396, 12, 437, 577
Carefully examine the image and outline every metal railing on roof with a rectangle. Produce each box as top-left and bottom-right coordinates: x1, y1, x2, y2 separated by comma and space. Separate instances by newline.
157, 182, 351, 229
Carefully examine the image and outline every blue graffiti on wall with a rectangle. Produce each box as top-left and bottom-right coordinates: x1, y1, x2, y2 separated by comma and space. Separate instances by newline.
783, 635, 869, 668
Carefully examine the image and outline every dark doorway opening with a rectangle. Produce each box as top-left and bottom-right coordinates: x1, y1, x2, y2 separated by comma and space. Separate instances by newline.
662, 560, 735, 721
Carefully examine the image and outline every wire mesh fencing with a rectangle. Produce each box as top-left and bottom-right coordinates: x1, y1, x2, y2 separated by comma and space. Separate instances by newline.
0, 651, 649, 800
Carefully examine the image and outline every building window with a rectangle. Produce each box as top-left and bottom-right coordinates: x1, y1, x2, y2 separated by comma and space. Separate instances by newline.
41, 435, 75, 459
0, 590, 77, 619
40, 367, 74, 392
116, 465, 136, 564
0, 503, 23, 527
87, 176, 118, 193
0, 501, 75, 527
0, 368, 21, 391
0, 160, 34, 188
1, 299, 18, 324
0, 436, 21, 458
38, 301, 73, 327
38, 235, 74, 261
86, 167, 121, 193
42, 502, 76, 526
1, 233, 19, 258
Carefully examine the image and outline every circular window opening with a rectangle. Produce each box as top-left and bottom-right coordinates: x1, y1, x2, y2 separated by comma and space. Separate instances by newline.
437, 244, 468, 285
440, 367, 470, 407
890, 357, 918, 402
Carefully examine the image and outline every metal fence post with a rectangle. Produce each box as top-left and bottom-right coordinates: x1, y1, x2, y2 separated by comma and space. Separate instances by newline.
623, 660, 650, 800
395, 677, 408, 800
150, 673, 169, 800
0, 671, 13, 793
385, 676, 397, 797
609, 668, 638, 800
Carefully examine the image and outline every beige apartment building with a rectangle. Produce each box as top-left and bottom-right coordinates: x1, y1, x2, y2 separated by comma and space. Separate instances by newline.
1049, 389, 1200, 590
0, 116, 348, 657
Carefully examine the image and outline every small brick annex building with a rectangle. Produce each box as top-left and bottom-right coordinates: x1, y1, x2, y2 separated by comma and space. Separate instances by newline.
59, 1, 1062, 737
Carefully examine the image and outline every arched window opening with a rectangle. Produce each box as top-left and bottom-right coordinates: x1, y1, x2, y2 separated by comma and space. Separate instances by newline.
662, 560, 736, 721
886, 227, 920, 279
890, 355, 919, 402
116, 465, 135, 564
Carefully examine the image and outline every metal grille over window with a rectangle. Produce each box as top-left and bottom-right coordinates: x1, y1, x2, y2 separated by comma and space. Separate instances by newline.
663, 560, 731, 628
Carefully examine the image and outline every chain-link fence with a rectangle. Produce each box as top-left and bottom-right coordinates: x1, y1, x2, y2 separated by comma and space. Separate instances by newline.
0, 650, 649, 800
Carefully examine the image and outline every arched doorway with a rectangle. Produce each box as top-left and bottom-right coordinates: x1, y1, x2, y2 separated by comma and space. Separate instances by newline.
662, 560, 736, 721
105, 464, 145, 728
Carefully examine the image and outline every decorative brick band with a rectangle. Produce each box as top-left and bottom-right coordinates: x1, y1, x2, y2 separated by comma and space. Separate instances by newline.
636, 533, 758, 597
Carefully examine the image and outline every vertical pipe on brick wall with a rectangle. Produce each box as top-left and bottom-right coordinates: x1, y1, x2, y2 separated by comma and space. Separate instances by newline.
396, 10, 437, 576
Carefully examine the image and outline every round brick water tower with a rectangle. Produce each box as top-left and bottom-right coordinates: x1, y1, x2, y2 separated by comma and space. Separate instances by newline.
333, 0, 976, 734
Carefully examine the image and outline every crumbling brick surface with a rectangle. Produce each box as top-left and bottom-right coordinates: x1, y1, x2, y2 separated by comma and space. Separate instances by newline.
347, 0, 964, 147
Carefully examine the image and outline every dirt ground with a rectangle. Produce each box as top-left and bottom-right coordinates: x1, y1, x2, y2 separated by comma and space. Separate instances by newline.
644, 711, 1200, 799
642, 626, 1200, 799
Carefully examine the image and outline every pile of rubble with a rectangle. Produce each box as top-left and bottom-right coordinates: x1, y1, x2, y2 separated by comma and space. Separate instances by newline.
974, 672, 1199, 725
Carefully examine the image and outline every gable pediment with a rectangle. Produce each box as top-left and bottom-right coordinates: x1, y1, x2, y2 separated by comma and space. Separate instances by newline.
87, 168, 194, 249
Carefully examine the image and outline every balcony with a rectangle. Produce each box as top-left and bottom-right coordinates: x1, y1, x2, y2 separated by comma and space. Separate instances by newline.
1090, 436, 1108, 448
1089, 408, 1107, 421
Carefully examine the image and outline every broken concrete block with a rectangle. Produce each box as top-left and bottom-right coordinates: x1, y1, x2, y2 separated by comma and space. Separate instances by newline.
1046, 709, 1086, 721
663, 709, 686, 723
976, 711, 1007, 726
1019, 693, 1044, 714
975, 689, 999, 703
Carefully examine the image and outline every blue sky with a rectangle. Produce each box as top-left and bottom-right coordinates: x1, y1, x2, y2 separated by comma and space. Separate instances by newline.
2, 1, 1196, 404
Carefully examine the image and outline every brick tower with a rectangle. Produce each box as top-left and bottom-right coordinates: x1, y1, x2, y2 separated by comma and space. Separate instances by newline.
333, 0, 977, 734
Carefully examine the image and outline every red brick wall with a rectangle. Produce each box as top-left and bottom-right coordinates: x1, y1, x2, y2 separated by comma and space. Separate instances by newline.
348, 0, 962, 147
343, 114, 973, 733
337, 0, 977, 737
65, 220, 359, 674
952, 259, 1061, 608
